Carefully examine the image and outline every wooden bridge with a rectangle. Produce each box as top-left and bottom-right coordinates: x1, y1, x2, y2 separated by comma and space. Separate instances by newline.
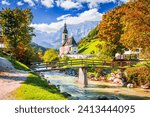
31, 59, 138, 86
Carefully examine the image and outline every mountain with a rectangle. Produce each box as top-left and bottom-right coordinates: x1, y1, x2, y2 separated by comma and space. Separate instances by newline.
32, 21, 99, 49
30, 42, 47, 53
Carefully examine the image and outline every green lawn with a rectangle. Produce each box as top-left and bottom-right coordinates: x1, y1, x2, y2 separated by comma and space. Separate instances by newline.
12, 72, 67, 100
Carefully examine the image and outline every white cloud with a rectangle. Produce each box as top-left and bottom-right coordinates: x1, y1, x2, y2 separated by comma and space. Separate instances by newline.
31, 8, 103, 33
77, 0, 116, 8
1, 0, 10, 5
59, 0, 82, 9
17, 1, 24, 6
57, 14, 71, 21
120, 0, 129, 3
23, 0, 35, 6
40, 0, 54, 8
55, 0, 127, 9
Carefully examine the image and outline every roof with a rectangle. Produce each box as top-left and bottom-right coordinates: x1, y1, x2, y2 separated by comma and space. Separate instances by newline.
63, 36, 77, 46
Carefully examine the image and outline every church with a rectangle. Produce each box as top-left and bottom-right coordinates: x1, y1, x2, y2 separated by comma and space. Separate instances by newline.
59, 23, 78, 57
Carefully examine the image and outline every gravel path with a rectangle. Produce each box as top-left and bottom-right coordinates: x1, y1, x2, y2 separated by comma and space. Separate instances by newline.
0, 57, 28, 99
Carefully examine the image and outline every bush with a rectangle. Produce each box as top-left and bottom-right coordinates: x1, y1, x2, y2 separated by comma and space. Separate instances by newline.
125, 66, 150, 86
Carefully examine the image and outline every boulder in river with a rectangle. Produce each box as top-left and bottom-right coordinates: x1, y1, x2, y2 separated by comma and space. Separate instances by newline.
113, 78, 123, 85
61, 92, 71, 98
97, 95, 109, 100
141, 85, 149, 89
127, 83, 134, 88
97, 95, 120, 100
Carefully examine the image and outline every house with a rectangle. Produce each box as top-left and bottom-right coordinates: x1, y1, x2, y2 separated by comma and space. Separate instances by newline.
115, 48, 141, 60
59, 23, 78, 57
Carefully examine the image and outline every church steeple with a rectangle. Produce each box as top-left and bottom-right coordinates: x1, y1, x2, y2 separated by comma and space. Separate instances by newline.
62, 23, 68, 45
63, 23, 68, 33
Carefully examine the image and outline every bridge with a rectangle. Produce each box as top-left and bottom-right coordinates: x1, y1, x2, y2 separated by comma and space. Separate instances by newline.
31, 59, 137, 86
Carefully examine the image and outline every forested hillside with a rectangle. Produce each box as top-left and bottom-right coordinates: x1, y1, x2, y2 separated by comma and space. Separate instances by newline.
78, 0, 150, 60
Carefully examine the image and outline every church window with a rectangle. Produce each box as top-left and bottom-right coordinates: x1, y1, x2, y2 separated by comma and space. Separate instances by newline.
65, 35, 67, 39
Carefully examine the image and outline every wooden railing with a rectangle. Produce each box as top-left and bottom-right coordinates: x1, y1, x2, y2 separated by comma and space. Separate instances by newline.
31, 59, 144, 70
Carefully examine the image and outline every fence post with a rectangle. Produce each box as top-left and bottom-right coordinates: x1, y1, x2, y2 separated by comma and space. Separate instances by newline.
71, 60, 72, 66
92, 60, 94, 67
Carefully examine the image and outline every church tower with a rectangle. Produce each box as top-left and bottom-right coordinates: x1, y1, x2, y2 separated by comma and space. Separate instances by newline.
62, 23, 68, 45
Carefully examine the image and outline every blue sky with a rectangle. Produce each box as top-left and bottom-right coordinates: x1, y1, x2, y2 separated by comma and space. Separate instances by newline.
0, 0, 128, 33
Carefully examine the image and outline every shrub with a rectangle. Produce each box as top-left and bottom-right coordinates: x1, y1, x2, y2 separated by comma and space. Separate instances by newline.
125, 66, 150, 86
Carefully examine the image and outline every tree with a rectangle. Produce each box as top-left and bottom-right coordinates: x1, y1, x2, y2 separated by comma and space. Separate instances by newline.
0, 8, 34, 62
120, 0, 150, 59
97, 5, 127, 58
43, 49, 59, 63
95, 42, 116, 60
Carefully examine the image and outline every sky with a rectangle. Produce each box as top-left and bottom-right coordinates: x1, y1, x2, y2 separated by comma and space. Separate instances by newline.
0, 0, 128, 34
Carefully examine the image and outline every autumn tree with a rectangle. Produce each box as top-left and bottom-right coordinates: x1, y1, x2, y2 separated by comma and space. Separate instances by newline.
43, 49, 59, 63
120, 0, 150, 59
0, 8, 35, 63
97, 5, 128, 58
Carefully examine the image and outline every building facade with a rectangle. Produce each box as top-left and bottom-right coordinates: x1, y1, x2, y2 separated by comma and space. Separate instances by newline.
59, 23, 78, 57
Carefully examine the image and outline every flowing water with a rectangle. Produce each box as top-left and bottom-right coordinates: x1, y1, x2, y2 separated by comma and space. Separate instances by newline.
41, 71, 120, 100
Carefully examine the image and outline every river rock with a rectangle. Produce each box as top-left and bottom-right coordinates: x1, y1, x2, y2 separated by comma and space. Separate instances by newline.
110, 73, 116, 77
141, 85, 149, 89
97, 95, 109, 100
115, 73, 122, 79
97, 95, 120, 100
40, 73, 44, 78
127, 83, 134, 88
100, 76, 106, 81
62, 92, 71, 97
109, 96, 120, 100
89, 74, 95, 78
109, 76, 116, 81
113, 78, 123, 85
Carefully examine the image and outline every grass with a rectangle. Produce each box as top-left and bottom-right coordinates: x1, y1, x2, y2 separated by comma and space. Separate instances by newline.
78, 40, 104, 54
134, 60, 150, 67
0, 52, 30, 71
12, 72, 67, 100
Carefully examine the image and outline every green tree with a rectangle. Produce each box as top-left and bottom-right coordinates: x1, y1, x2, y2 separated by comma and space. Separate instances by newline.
0, 8, 34, 62
43, 49, 59, 63
95, 42, 116, 60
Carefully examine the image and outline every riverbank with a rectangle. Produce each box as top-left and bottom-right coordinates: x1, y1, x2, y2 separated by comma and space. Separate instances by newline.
43, 71, 150, 100
11, 72, 67, 100
0, 55, 67, 100
88, 80, 150, 100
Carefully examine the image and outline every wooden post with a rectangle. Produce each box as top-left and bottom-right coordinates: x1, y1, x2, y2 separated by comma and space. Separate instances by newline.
46, 63, 47, 69
92, 60, 94, 67
81, 59, 84, 67
58, 61, 60, 68
71, 60, 72, 66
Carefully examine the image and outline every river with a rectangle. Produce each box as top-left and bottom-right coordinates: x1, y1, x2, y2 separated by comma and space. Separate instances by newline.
41, 71, 120, 100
